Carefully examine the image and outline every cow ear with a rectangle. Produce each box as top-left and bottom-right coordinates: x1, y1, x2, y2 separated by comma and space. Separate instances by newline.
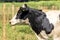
22, 4, 28, 8
20, 7, 23, 11
20, 7, 26, 11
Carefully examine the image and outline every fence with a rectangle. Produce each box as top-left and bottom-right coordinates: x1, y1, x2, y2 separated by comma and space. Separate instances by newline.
1, 3, 19, 40
0, 3, 59, 40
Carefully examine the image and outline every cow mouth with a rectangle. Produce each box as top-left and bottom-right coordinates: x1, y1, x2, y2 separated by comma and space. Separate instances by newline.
9, 23, 16, 26
10, 23, 20, 26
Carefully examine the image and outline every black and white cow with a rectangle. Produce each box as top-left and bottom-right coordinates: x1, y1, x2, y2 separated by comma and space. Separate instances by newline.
10, 4, 54, 40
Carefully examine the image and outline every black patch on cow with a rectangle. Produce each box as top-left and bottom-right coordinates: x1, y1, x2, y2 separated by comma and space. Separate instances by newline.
16, 6, 29, 20
16, 4, 54, 35
42, 18, 54, 34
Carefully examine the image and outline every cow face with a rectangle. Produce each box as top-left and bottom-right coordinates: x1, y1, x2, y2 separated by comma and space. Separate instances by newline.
10, 4, 29, 25
16, 4, 29, 20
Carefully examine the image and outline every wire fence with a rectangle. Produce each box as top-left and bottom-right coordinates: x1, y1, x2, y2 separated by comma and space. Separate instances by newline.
1, 3, 19, 40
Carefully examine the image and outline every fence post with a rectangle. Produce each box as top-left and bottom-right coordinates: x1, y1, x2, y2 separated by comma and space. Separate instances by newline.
16, 7, 19, 12
51, 5, 57, 10
12, 4, 14, 18
7, 8, 10, 22
12, 4, 16, 40
12, 4, 15, 29
2, 3, 6, 40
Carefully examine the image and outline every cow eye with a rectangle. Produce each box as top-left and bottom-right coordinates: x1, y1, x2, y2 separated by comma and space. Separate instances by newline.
22, 9, 25, 11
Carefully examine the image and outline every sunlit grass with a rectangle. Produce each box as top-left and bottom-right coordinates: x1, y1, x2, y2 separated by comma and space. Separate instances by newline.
0, 20, 53, 40
5, 22, 37, 40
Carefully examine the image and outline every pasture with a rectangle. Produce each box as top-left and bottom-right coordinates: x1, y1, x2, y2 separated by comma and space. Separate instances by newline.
0, 1, 60, 40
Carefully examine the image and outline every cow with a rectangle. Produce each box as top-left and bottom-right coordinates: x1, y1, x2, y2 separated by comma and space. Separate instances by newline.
9, 4, 54, 40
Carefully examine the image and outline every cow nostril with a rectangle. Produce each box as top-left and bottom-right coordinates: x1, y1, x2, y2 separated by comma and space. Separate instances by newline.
9, 22, 11, 24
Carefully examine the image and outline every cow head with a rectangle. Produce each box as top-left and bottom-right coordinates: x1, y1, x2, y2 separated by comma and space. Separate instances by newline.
9, 4, 29, 25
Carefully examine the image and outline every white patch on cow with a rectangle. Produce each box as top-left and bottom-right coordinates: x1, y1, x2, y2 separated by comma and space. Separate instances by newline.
45, 10, 60, 25
22, 4, 26, 8
35, 33, 44, 40
10, 14, 20, 25
35, 31, 48, 40
35, 34, 41, 40
40, 31, 48, 39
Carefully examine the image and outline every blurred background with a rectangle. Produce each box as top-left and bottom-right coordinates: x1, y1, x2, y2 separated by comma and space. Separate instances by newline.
0, 0, 60, 40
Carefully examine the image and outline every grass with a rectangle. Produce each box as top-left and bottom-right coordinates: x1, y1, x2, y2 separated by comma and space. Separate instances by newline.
6, 22, 38, 40
0, 21, 37, 40
0, 21, 53, 40
0, 20, 2, 40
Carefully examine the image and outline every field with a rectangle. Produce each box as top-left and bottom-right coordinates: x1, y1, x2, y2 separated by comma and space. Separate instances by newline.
0, 1, 60, 40
0, 21, 37, 40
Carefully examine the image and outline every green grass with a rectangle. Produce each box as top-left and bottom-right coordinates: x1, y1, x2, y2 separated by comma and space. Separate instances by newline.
0, 21, 53, 40
5, 23, 37, 40
0, 21, 37, 40
0, 20, 2, 40
0, 20, 53, 40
